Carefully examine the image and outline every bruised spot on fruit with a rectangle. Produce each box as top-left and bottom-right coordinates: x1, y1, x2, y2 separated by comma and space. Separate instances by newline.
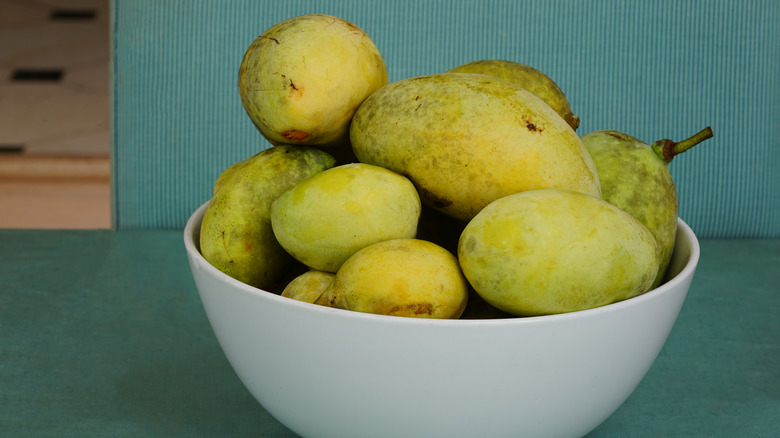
525, 120, 543, 133
463, 235, 477, 253
390, 302, 434, 316
283, 130, 309, 141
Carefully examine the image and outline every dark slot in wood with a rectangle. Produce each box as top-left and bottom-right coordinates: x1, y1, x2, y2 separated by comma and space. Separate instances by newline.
50, 9, 97, 20
0, 144, 25, 154
11, 69, 64, 82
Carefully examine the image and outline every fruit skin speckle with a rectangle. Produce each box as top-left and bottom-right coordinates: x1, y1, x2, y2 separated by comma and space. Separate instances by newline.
581, 127, 712, 287
199, 145, 336, 289
447, 59, 580, 131
350, 72, 600, 222
458, 189, 659, 317
270, 163, 421, 273
317, 238, 469, 319
238, 14, 388, 149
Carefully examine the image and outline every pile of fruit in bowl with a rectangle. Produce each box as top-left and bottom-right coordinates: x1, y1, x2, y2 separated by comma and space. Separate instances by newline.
184, 13, 709, 438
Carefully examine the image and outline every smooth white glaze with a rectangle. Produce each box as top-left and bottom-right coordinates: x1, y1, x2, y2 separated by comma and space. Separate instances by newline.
184, 201, 699, 438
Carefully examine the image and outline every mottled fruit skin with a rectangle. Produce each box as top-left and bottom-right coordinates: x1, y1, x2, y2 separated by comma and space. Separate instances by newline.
447, 60, 580, 130
270, 163, 421, 273
458, 189, 660, 316
281, 270, 335, 304
238, 14, 388, 149
350, 73, 601, 221
200, 145, 336, 289
581, 131, 677, 288
318, 239, 469, 319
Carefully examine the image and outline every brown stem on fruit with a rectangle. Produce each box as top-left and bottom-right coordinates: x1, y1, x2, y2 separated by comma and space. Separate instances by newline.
651, 127, 714, 163
566, 114, 580, 131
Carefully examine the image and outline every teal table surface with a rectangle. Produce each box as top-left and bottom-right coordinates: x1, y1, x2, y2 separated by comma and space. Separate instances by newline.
2, 230, 778, 437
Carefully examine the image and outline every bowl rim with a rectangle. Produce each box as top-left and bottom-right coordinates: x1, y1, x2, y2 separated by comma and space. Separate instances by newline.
184, 200, 700, 327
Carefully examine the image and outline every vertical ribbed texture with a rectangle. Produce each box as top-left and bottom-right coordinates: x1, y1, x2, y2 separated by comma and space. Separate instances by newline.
112, 0, 779, 236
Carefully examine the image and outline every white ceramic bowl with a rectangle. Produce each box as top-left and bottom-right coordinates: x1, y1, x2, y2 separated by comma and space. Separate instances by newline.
184, 201, 700, 438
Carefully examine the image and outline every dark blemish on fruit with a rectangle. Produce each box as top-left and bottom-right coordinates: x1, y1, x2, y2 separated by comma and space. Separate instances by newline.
525, 121, 542, 133
289, 80, 298, 91
604, 131, 633, 141
414, 104, 422, 111
464, 236, 476, 253
390, 302, 434, 316
414, 96, 421, 100
222, 231, 234, 263
261, 35, 280, 44
283, 130, 309, 141
341, 20, 361, 32
417, 185, 452, 209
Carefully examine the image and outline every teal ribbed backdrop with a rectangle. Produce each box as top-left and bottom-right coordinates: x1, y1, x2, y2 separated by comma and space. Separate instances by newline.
111, 0, 779, 236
